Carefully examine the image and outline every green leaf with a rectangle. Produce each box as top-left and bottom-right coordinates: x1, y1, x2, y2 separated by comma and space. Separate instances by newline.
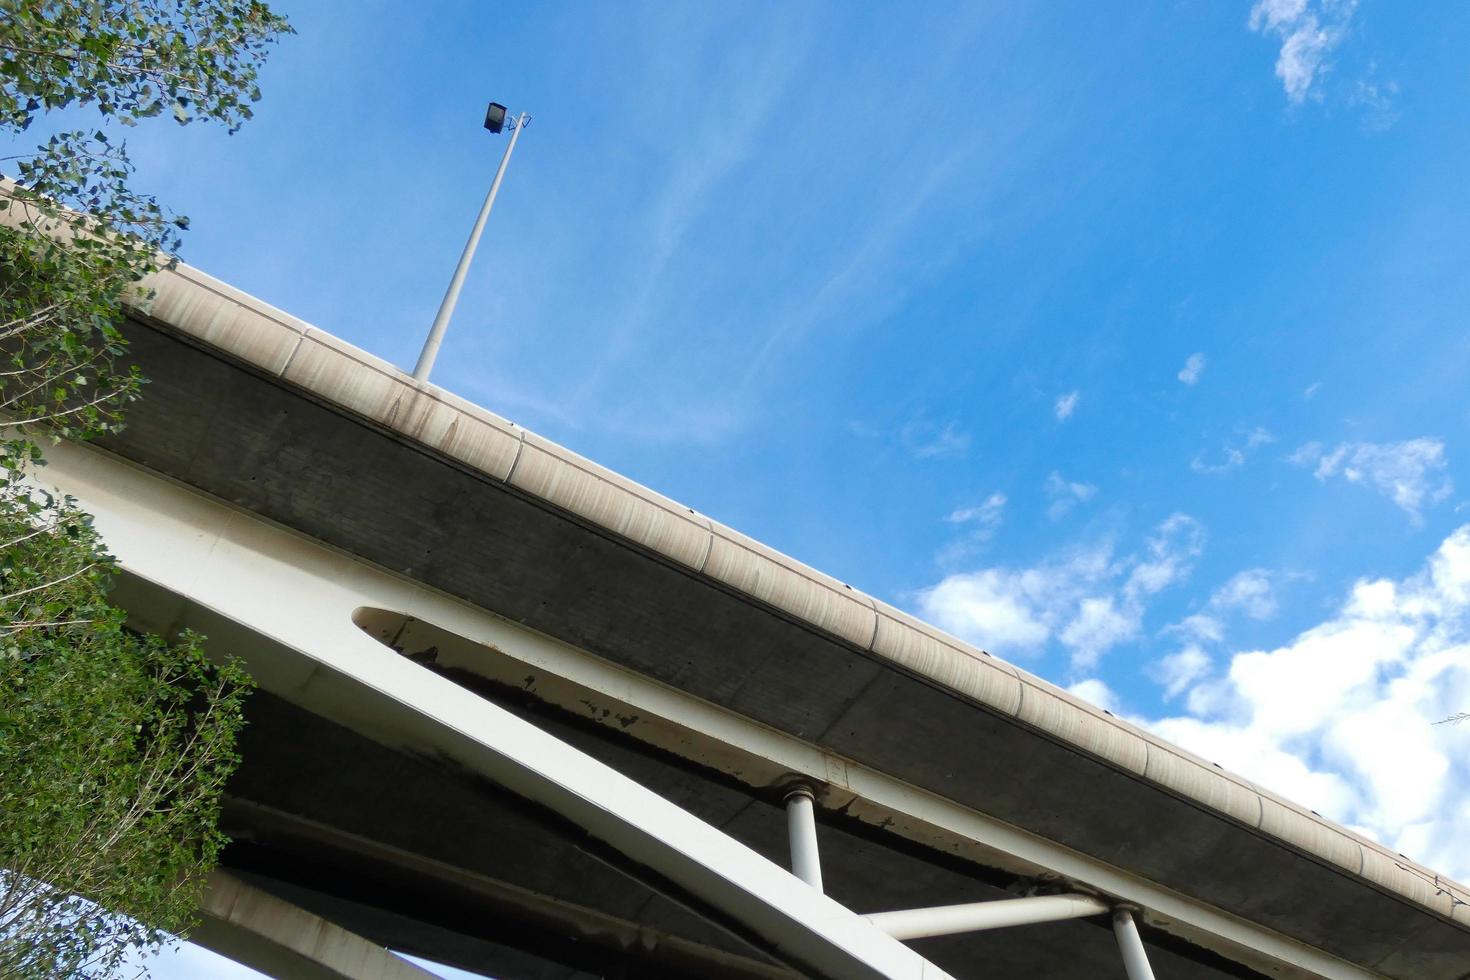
0, 1, 289, 968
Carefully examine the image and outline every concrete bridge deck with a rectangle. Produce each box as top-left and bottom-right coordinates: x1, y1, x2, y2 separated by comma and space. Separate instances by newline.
29, 253, 1470, 979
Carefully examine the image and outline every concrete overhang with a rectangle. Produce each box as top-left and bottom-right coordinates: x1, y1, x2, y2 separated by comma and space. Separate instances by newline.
71, 257, 1470, 978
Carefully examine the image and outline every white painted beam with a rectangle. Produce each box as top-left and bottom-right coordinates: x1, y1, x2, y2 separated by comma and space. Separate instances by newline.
865, 894, 1110, 941
785, 786, 824, 892
1114, 908, 1159, 980
35, 442, 950, 980
191, 871, 436, 980
33, 440, 1386, 980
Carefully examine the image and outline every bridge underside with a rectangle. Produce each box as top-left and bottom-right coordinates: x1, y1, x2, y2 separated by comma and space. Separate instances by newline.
39, 310, 1462, 979
208, 681, 1254, 980
103, 573, 1249, 978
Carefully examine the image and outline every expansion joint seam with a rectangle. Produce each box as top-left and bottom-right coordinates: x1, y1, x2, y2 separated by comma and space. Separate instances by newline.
277, 327, 310, 378
862, 594, 879, 652
696, 522, 716, 574
505, 429, 528, 485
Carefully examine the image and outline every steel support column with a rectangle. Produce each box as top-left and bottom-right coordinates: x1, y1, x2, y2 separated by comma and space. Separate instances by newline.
785, 785, 824, 892
865, 894, 1110, 941
1114, 908, 1158, 980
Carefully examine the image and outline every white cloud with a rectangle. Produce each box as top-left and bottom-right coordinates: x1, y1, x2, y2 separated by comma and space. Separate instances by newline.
918, 514, 1203, 669
948, 492, 1007, 530
1168, 612, 1225, 644
1276, 20, 1333, 100
902, 420, 971, 460
1192, 447, 1245, 476
1126, 514, 1206, 599
1143, 525, 1470, 879
1045, 471, 1098, 521
1291, 437, 1453, 523
1068, 678, 1120, 714
917, 567, 1058, 653
1248, 0, 1356, 104
1054, 390, 1080, 421
1158, 569, 1278, 670
1151, 714, 1360, 816
1191, 427, 1275, 475
1211, 568, 1278, 620
1150, 645, 1212, 700
1350, 74, 1400, 132
940, 492, 1007, 562
1062, 596, 1140, 669
1177, 352, 1206, 386
1249, 0, 1309, 31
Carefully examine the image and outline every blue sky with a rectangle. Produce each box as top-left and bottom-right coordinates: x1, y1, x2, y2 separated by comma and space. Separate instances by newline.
15, 1, 1470, 975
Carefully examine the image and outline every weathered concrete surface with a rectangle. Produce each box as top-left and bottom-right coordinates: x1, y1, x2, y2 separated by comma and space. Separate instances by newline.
219, 691, 1257, 980
4, 180, 1465, 964
96, 310, 1470, 978
191, 871, 437, 980
105, 560, 1270, 979
49, 445, 947, 980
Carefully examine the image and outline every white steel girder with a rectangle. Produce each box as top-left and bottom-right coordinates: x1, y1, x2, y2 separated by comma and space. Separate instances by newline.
33, 442, 948, 980
192, 872, 439, 980
864, 894, 1112, 941
31, 440, 1384, 980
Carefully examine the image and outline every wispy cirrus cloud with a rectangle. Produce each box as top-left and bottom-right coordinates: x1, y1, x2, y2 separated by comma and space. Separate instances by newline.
1350, 73, 1400, 132
1167, 612, 1225, 645
902, 419, 972, 460
1151, 567, 1280, 699
1177, 352, 1206, 386
1247, 0, 1358, 104
1210, 568, 1280, 620
1191, 427, 1275, 475
948, 493, 1008, 531
1054, 390, 1080, 421
940, 492, 1008, 564
571, 9, 815, 415
1148, 645, 1212, 700
1045, 471, 1097, 521
1290, 437, 1453, 523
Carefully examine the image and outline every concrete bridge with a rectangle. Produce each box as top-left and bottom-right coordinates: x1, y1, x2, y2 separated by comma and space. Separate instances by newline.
32, 256, 1470, 979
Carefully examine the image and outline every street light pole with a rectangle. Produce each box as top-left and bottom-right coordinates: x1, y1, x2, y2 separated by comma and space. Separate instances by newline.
413, 109, 529, 383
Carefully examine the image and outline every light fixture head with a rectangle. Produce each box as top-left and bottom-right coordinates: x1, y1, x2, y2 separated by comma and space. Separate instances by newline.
484, 102, 508, 134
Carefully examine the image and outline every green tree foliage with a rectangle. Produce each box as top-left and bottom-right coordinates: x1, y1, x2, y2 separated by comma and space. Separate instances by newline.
0, 490, 251, 976
0, 1, 290, 974
0, 0, 285, 130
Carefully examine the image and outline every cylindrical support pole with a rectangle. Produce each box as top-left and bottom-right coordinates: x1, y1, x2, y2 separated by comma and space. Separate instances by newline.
865, 893, 1110, 941
1113, 908, 1158, 980
784, 786, 823, 892
413, 111, 528, 383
